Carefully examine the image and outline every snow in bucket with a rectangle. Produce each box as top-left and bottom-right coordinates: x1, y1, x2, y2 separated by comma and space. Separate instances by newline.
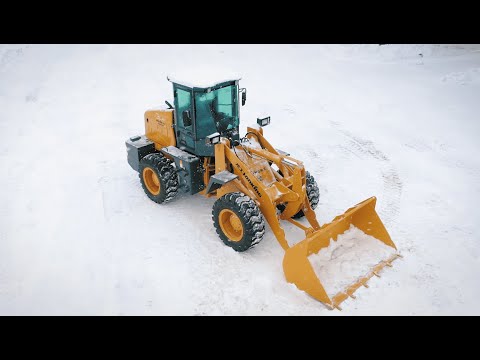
308, 225, 396, 298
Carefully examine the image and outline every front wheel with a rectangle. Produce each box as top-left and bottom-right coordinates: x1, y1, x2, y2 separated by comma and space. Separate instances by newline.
212, 192, 265, 252
292, 171, 320, 219
277, 171, 320, 219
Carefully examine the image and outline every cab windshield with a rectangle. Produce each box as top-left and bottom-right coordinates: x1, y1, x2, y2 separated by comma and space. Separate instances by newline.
195, 85, 239, 138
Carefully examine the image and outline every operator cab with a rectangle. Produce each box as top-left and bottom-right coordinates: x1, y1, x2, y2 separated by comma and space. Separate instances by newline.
167, 76, 246, 157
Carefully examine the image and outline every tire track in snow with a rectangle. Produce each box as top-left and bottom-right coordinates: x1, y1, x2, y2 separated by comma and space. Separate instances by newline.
404, 137, 480, 177
336, 128, 390, 162
380, 167, 403, 225
331, 122, 403, 227
441, 67, 480, 85
0, 46, 28, 71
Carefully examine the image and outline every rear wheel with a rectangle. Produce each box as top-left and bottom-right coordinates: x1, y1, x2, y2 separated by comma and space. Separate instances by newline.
139, 153, 178, 203
212, 192, 265, 252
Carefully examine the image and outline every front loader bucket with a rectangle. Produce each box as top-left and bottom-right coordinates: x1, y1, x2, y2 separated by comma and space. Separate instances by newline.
283, 197, 400, 310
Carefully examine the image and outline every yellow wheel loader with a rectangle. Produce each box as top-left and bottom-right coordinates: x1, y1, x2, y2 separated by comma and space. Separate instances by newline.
125, 77, 400, 310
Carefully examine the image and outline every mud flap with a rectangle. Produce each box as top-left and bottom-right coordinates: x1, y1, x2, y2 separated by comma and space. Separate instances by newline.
282, 197, 400, 310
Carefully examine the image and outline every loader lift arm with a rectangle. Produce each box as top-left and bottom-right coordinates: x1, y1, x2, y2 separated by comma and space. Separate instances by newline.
212, 127, 320, 250
210, 127, 400, 310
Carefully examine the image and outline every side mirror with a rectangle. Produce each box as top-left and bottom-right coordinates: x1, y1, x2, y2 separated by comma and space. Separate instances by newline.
257, 116, 270, 127
240, 88, 246, 106
182, 110, 192, 127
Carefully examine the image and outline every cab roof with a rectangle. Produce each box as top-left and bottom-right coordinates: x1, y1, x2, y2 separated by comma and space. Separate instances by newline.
167, 72, 241, 91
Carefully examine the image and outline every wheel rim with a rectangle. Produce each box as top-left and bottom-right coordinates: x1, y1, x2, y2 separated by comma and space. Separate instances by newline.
219, 209, 244, 242
143, 167, 161, 195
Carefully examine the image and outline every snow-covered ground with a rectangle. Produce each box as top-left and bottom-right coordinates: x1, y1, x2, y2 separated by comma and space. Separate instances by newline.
1, 44, 479, 315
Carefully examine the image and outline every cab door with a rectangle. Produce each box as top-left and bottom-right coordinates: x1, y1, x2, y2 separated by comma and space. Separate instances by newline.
173, 86, 196, 153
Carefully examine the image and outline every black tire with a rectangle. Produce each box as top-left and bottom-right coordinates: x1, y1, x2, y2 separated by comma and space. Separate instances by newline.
212, 192, 265, 252
139, 153, 178, 204
292, 171, 320, 219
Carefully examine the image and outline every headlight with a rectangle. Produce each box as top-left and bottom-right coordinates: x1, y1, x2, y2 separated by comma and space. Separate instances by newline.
257, 116, 270, 127
206, 132, 221, 145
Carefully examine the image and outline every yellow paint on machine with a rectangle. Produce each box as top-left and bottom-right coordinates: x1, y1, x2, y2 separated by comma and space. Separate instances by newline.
144, 109, 176, 149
